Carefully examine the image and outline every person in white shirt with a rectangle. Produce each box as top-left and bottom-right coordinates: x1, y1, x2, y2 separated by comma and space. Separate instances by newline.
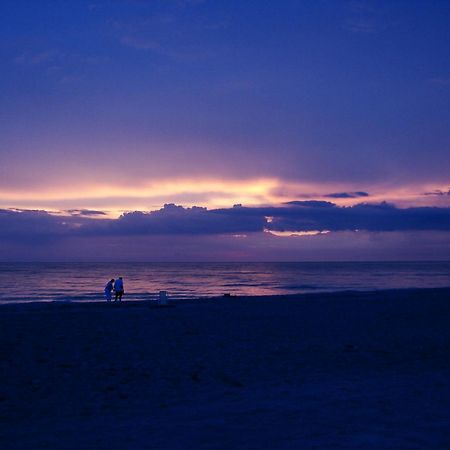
114, 277, 124, 302
104, 279, 114, 302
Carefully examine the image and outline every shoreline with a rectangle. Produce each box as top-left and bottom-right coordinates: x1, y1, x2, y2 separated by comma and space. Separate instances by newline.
1, 285, 450, 309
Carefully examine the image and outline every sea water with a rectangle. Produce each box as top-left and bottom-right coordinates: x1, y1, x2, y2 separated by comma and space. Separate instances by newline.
0, 261, 449, 303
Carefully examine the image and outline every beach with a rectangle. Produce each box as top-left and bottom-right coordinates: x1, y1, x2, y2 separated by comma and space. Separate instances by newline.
1, 288, 450, 449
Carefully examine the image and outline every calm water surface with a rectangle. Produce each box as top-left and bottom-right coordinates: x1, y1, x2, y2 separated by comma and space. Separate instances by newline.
0, 262, 449, 303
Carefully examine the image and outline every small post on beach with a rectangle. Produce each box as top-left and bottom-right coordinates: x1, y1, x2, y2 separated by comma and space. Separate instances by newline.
158, 290, 168, 305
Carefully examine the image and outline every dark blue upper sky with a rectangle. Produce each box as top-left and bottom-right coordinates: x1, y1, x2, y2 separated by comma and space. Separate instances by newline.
1, 0, 449, 259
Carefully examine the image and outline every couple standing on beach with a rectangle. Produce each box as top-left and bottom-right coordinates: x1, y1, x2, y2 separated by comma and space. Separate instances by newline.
104, 277, 125, 302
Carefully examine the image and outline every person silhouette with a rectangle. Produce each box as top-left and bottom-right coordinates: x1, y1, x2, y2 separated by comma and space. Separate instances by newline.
114, 277, 124, 302
104, 279, 114, 302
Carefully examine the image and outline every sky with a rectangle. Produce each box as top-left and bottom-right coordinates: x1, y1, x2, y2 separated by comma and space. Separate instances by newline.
1, 0, 449, 261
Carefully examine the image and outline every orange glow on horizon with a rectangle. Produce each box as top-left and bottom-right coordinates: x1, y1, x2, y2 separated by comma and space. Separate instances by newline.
265, 229, 331, 237
0, 178, 276, 201
0, 177, 448, 218
0, 178, 279, 217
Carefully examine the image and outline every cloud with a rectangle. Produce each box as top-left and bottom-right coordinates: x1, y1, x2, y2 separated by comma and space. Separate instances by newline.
65, 209, 107, 217
325, 191, 369, 199
265, 202, 450, 233
88, 3, 102, 11
344, 18, 378, 34
423, 189, 450, 197
428, 78, 450, 86
0, 209, 82, 243
2, 202, 450, 245
106, 1, 216, 62
14, 51, 58, 65
103, 204, 265, 235
119, 34, 210, 61
342, 1, 382, 34
120, 36, 161, 51
123, 0, 206, 6
13, 48, 109, 87
283, 201, 336, 208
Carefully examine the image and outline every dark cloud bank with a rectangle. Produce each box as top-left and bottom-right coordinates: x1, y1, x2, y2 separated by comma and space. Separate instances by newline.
1, 201, 450, 242
324, 191, 369, 199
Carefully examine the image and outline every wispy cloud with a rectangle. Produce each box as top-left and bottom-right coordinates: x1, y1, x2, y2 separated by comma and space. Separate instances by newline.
325, 191, 369, 199
13, 48, 109, 85
423, 189, 450, 197
65, 209, 107, 217
120, 36, 161, 51
103, 0, 218, 62
15, 49, 109, 67
88, 3, 102, 11
119, 34, 211, 61
14, 50, 58, 65
343, 1, 381, 34
215, 79, 258, 94
428, 77, 450, 86
123, 0, 207, 7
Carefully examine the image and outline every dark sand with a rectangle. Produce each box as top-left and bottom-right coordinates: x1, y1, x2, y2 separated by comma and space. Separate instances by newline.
1, 288, 450, 449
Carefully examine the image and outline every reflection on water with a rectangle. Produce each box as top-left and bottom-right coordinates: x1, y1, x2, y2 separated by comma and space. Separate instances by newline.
0, 262, 449, 303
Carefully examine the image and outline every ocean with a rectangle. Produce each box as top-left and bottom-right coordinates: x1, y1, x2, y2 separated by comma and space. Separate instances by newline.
0, 261, 449, 303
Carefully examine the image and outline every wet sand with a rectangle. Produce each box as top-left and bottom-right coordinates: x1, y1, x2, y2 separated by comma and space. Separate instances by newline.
1, 288, 450, 449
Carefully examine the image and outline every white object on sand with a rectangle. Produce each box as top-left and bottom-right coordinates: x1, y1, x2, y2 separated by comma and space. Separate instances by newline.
158, 291, 168, 305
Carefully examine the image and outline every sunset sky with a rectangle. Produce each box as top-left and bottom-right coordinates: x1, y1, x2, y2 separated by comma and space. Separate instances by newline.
1, 0, 449, 260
